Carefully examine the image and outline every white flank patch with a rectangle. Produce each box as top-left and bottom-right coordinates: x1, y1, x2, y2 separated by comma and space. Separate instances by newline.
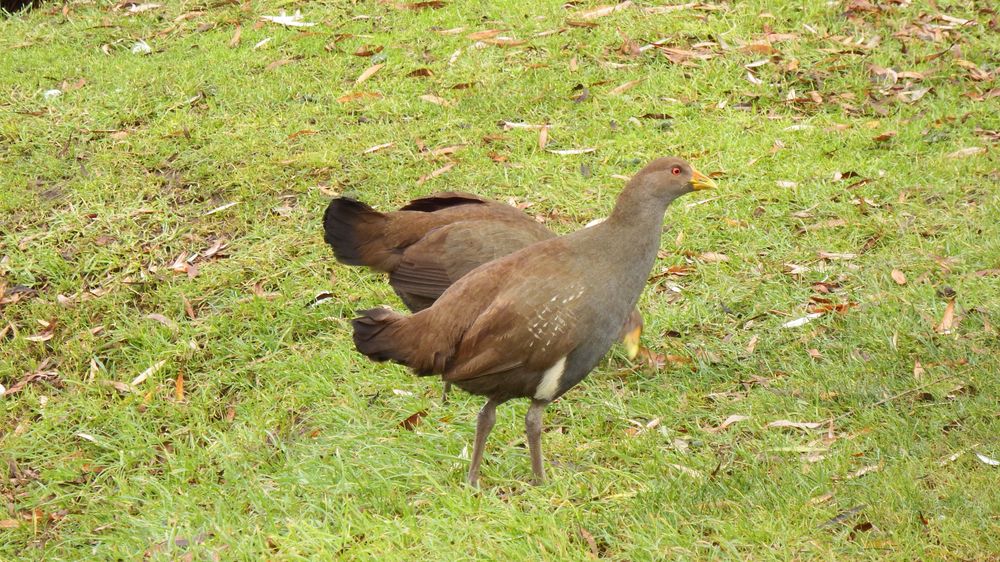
534, 357, 567, 401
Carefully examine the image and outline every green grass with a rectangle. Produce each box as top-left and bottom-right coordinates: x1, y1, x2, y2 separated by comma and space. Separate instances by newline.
2, 0, 998, 558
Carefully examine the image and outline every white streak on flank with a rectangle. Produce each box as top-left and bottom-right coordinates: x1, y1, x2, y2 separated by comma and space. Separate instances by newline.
534, 356, 567, 401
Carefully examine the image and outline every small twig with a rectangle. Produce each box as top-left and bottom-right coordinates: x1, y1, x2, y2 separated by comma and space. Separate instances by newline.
831, 373, 958, 422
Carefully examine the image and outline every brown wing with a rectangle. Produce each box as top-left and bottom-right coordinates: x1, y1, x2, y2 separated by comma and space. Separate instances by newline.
389, 219, 554, 307
442, 268, 589, 382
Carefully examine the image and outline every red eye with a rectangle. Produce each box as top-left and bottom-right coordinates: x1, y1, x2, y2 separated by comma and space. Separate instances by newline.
671, 166, 681, 175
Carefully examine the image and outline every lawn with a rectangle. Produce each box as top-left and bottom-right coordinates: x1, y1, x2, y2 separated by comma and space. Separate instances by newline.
1, 0, 998, 559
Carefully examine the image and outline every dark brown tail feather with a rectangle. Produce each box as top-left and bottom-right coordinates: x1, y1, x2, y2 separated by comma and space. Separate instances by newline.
323, 198, 387, 267
352, 308, 442, 375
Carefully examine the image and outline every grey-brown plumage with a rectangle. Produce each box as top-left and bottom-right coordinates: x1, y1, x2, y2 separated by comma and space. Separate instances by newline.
323, 192, 645, 401
350, 157, 717, 486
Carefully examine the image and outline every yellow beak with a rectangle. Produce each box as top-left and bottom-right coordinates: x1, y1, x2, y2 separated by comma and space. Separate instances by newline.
691, 168, 718, 191
622, 325, 642, 360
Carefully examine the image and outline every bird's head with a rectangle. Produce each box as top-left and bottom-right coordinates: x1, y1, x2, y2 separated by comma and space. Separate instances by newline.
632, 156, 717, 197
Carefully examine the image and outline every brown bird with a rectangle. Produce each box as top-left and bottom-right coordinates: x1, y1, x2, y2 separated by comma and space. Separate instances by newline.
348, 157, 716, 485
323, 191, 645, 401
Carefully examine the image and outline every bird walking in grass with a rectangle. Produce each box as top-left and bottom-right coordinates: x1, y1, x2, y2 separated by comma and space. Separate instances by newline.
338, 157, 716, 486
323, 191, 644, 400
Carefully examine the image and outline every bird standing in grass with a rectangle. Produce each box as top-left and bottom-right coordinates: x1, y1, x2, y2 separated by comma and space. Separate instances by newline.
342, 157, 716, 486
323, 192, 644, 400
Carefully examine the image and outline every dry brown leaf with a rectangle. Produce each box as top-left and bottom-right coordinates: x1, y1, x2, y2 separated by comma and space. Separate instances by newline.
355, 63, 384, 84
175, 372, 184, 401
697, 252, 729, 263
891, 269, 907, 285
336, 92, 382, 103
873, 131, 897, 142
229, 24, 242, 47
576, 1, 632, 19
144, 313, 178, 331
745, 334, 758, 354
538, 125, 549, 149
419, 94, 452, 107
466, 29, 503, 41
935, 299, 956, 334
399, 410, 427, 430
704, 414, 749, 433
363, 142, 395, 154
0, 520, 20, 529
482, 37, 526, 47
265, 59, 295, 71
416, 162, 456, 185
428, 144, 465, 157
609, 78, 644, 96
947, 146, 985, 158
842, 463, 882, 480
913, 359, 925, 381
547, 147, 596, 155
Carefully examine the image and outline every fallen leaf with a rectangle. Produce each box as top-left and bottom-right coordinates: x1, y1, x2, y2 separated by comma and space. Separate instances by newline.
697, 252, 729, 263
538, 125, 549, 149
579, 527, 599, 558
609, 79, 644, 96
935, 299, 956, 334
428, 144, 465, 157
704, 414, 749, 433
809, 492, 834, 505
337, 92, 382, 103
842, 463, 881, 480
947, 147, 985, 158
0, 520, 19, 529
818, 251, 857, 260
767, 420, 823, 430
776, 180, 798, 188
355, 63, 384, 84
419, 94, 452, 107
873, 131, 896, 142
175, 372, 184, 401
547, 148, 596, 155
745, 334, 758, 354
466, 29, 503, 41
144, 313, 178, 331
782, 313, 823, 328
76, 432, 99, 444
975, 452, 999, 466
576, 1, 632, 20
416, 162, 456, 185
229, 24, 242, 47
265, 58, 295, 71
913, 360, 925, 380
891, 269, 907, 285
131, 359, 167, 387
363, 142, 395, 154
667, 463, 704, 478
399, 410, 427, 430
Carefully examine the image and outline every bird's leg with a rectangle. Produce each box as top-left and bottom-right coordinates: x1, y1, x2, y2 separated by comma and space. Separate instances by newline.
525, 399, 548, 485
441, 382, 452, 403
467, 398, 498, 487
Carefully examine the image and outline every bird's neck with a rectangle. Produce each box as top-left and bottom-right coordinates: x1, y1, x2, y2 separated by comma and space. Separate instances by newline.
592, 184, 677, 286
605, 183, 676, 250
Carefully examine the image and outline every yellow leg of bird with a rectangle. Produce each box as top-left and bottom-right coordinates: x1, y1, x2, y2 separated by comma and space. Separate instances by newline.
467, 398, 498, 487
525, 399, 547, 485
